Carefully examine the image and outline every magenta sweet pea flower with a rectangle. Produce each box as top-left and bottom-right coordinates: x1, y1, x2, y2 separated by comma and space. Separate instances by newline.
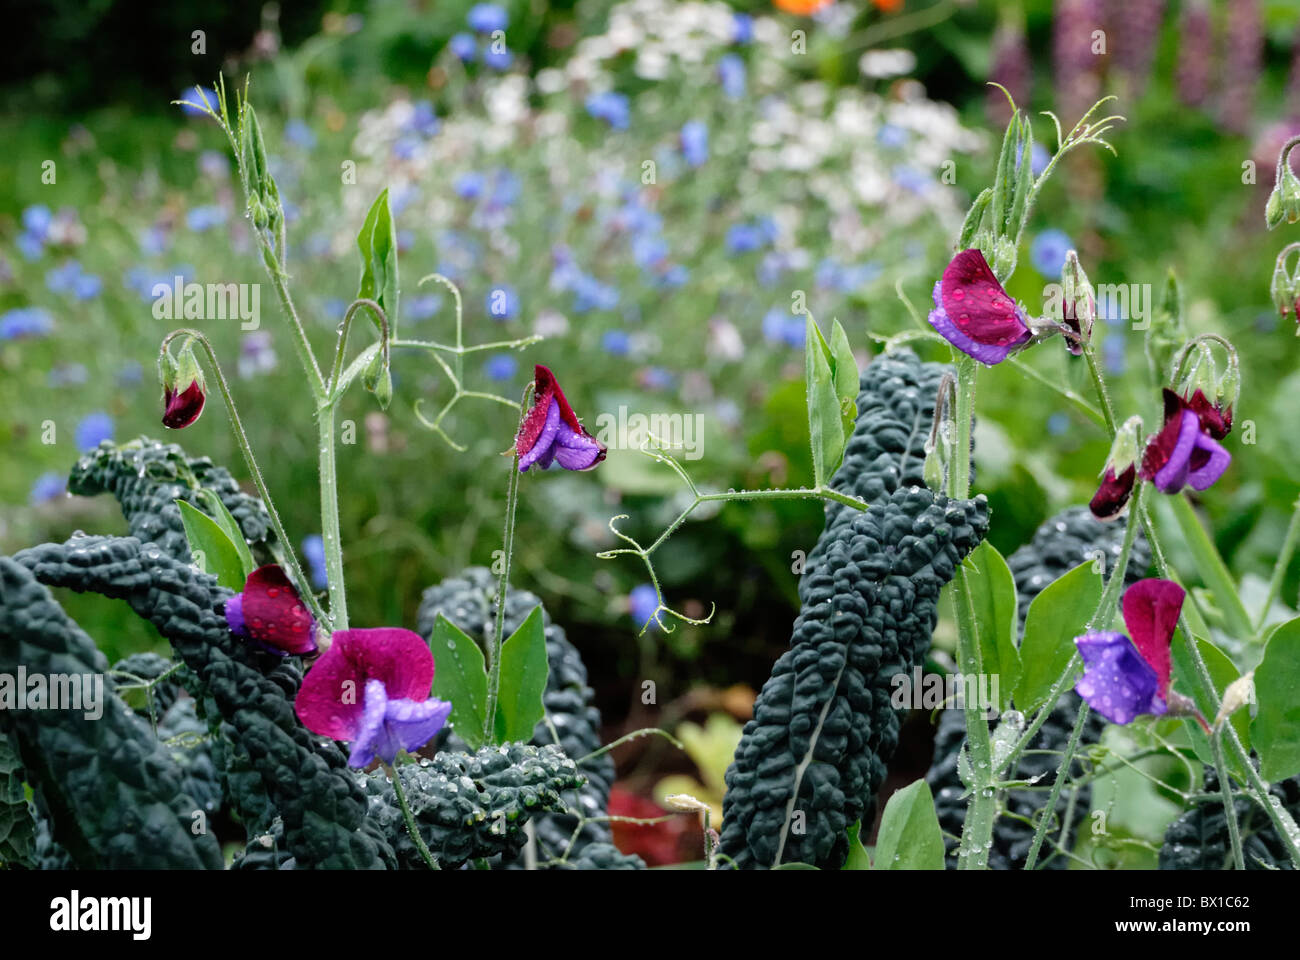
1139, 389, 1231, 494
1074, 578, 1184, 724
927, 248, 1032, 365
225, 564, 319, 656
294, 627, 451, 767
514, 364, 607, 472
162, 379, 206, 429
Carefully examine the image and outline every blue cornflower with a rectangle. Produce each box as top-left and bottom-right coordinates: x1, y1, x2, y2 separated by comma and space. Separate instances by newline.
285, 119, 317, 149
718, 53, 746, 99
30, 472, 66, 505
48, 364, 88, 388
449, 32, 477, 62
408, 101, 440, 138
22, 205, 51, 239
467, 3, 508, 33
455, 171, 486, 199
301, 534, 329, 590
75, 412, 115, 452
732, 12, 754, 44
680, 121, 709, 168
726, 223, 765, 255
892, 165, 931, 194
629, 584, 660, 632
0, 307, 54, 340
602, 330, 630, 355
486, 285, 519, 320
633, 234, 668, 269
406, 294, 442, 320
585, 91, 630, 130
1047, 412, 1069, 436
46, 261, 82, 294
178, 85, 218, 118
483, 353, 518, 381
117, 361, 144, 386
657, 264, 689, 288
1030, 228, 1072, 277
572, 274, 619, 313
139, 225, 168, 256
17, 232, 44, 260
1103, 335, 1127, 374
877, 124, 907, 148
186, 205, 227, 232
483, 46, 513, 70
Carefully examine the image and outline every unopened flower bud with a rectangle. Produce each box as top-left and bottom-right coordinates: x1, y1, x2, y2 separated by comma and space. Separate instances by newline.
663, 793, 710, 814
1213, 671, 1254, 733
160, 338, 207, 429
991, 235, 1017, 280
1060, 250, 1096, 356
1271, 257, 1294, 318
1089, 416, 1143, 521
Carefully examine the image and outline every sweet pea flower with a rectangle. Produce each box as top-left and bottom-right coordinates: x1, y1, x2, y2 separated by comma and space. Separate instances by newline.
927, 248, 1032, 365
295, 628, 451, 768
514, 365, 606, 472
1139, 389, 1231, 494
1075, 579, 1199, 726
225, 564, 319, 656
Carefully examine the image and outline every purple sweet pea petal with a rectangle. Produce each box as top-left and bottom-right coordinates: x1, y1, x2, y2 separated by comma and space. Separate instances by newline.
225, 592, 246, 637
927, 282, 1018, 365
519, 397, 562, 471
1074, 631, 1168, 725
1152, 410, 1200, 493
1186, 431, 1231, 491
348, 679, 452, 767
552, 418, 606, 470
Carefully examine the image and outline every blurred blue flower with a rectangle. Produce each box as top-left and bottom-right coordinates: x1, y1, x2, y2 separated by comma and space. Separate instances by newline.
178, 85, 218, 117
46, 261, 80, 294
1103, 335, 1127, 375
1047, 412, 1069, 436
488, 169, 521, 207
75, 412, 114, 452
639, 366, 675, 391
449, 32, 477, 62
680, 121, 709, 168
139, 224, 168, 256
29, 472, 66, 505
892, 165, 931, 194
726, 223, 765, 255
602, 330, 630, 356
48, 364, 88, 388
0, 307, 54, 340
571, 274, 619, 313
630, 584, 660, 631
392, 136, 421, 161
763, 307, 805, 348
877, 124, 907, 148
1030, 142, 1050, 177
632, 234, 668, 269
718, 53, 747, 99
285, 119, 317, 150
22, 205, 51, 239
1030, 229, 1072, 277
397, 229, 415, 253
483, 353, 518, 381
74, 272, 103, 299
454, 171, 485, 199
238, 331, 277, 379
656, 264, 689, 288
732, 12, 754, 44
117, 361, 143, 387
407, 294, 442, 321
467, 3, 508, 33
325, 298, 348, 320
389, 184, 420, 217
585, 91, 630, 130
486, 284, 519, 320
198, 150, 230, 179
407, 101, 440, 138
301, 535, 329, 590
17, 232, 44, 260
186, 205, 227, 232
483, 46, 513, 70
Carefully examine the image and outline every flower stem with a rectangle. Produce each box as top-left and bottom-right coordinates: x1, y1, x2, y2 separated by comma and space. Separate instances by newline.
1168, 494, 1255, 642
484, 382, 527, 744
161, 329, 326, 626
1210, 729, 1246, 870
315, 404, 348, 631
1023, 701, 1090, 870
388, 762, 439, 870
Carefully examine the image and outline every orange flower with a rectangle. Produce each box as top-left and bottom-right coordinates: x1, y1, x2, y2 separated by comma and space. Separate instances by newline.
873, 0, 904, 11
773, 0, 835, 14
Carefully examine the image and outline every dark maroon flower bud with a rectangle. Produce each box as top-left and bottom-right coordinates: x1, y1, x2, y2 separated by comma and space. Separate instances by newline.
163, 380, 206, 429
1182, 388, 1231, 441
1090, 464, 1137, 521
1139, 389, 1231, 494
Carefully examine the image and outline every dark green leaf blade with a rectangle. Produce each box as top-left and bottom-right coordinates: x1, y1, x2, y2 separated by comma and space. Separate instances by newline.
175, 499, 246, 591
492, 605, 550, 744
429, 614, 489, 751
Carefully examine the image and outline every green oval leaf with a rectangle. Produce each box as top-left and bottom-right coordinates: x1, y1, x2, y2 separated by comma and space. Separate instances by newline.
1252, 616, 1300, 781
428, 614, 489, 751
841, 820, 871, 871
1014, 560, 1102, 714
193, 489, 254, 580
175, 499, 246, 591
961, 541, 1020, 712
871, 779, 944, 870
492, 605, 550, 745
805, 316, 844, 488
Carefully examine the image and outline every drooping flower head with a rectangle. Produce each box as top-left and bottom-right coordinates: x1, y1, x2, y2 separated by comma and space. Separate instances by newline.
295, 628, 452, 768
927, 248, 1032, 365
1139, 388, 1231, 494
1074, 578, 1185, 724
514, 365, 606, 472
159, 336, 207, 429
1089, 415, 1142, 521
225, 564, 319, 656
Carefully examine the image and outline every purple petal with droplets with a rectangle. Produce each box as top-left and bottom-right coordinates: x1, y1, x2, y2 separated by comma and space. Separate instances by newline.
927, 282, 1017, 365
1074, 631, 1168, 725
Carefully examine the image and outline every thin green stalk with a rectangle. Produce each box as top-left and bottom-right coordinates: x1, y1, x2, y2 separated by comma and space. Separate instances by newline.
317, 404, 347, 631
1168, 495, 1254, 642
1082, 342, 1118, 435
388, 762, 439, 870
160, 330, 326, 626
484, 388, 528, 743
1210, 729, 1246, 870
1024, 701, 1090, 870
